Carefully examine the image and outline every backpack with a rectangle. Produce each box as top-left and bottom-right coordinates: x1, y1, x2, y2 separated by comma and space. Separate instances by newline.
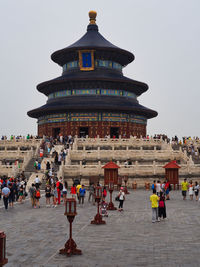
159, 200, 164, 208
151, 184, 154, 190
36, 190, 40, 198
59, 183, 63, 190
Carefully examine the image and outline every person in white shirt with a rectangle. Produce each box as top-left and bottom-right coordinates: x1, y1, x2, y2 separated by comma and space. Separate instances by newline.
118, 187, 125, 211
2, 186, 10, 210
156, 180, 161, 196
35, 175, 41, 189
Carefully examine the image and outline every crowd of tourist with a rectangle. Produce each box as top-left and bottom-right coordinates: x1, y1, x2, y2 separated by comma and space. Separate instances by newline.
150, 178, 200, 223
0, 173, 27, 210
1, 133, 200, 224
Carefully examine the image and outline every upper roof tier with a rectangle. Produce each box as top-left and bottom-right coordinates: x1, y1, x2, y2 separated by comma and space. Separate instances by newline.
51, 11, 134, 67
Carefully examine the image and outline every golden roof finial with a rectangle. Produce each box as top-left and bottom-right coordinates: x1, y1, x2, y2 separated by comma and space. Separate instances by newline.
89, 10, 97, 25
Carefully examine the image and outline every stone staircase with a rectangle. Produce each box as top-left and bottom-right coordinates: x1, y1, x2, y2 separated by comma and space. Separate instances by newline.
24, 157, 38, 179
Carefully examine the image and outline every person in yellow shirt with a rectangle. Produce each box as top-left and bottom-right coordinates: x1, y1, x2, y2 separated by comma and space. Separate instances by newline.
76, 183, 82, 201
181, 178, 189, 200
150, 189, 160, 223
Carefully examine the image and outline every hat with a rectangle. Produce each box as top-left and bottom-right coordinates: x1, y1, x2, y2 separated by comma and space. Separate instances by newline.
120, 187, 123, 190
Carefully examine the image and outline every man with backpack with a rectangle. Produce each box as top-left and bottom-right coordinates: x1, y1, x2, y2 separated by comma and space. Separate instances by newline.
79, 185, 86, 205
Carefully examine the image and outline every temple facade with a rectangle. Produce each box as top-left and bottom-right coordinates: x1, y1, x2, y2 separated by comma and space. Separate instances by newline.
28, 11, 157, 138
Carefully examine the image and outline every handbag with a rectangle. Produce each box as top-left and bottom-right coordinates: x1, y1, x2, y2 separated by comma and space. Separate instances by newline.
115, 196, 119, 201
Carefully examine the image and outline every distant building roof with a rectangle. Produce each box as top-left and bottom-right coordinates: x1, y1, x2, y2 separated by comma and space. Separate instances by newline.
102, 161, 120, 169
163, 160, 181, 169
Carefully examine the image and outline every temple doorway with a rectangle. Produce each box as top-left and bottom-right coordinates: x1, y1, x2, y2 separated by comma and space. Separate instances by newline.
79, 127, 89, 138
53, 128, 60, 138
110, 127, 119, 138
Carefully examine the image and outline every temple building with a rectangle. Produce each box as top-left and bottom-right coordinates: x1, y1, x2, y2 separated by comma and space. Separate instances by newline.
28, 11, 157, 138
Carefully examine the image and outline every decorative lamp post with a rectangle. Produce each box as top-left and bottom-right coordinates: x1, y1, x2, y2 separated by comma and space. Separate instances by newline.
0, 231, 8, 266
91, 186, 106, 224
107, 181, 117, 210
60, 198, 82, 256
123, 176, 130, 194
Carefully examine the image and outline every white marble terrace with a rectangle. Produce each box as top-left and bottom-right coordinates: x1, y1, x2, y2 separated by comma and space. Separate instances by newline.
58, 136, 200, 186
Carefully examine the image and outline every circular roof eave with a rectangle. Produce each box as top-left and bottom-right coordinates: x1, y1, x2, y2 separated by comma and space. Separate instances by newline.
51, 46, 134, 67
27, 98, 158, 119
36, 76, 148, 96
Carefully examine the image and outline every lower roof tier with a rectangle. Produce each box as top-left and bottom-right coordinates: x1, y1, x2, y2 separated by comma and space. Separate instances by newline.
27, 95, 158, 119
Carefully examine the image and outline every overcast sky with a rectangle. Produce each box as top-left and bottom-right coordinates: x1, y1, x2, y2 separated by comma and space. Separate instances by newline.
0, 0, 200, 138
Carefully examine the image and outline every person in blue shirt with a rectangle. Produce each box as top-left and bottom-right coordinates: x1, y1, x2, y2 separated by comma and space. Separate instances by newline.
79, 185, 86, 205
2, 185, 10, 210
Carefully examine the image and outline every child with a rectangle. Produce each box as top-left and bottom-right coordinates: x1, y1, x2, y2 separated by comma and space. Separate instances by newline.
150, 189, 160, 223
158, 191, 166, 220
102, 186, 107, 199
100, 198, 108, 217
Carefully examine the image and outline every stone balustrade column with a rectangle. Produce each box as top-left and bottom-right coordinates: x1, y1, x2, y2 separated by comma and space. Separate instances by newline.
98, 161, 101, 175
17, 147, 20, 157
153, 160, 156, 175
135, 160, 138, 175
97, 147, 100, 160
80, 161, 82, 176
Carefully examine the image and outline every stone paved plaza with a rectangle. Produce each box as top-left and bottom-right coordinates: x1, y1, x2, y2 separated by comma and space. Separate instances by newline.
1, 190, 200, 267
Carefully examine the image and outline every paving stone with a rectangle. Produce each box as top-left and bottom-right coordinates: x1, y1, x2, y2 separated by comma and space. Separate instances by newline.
1, 190, 200, 266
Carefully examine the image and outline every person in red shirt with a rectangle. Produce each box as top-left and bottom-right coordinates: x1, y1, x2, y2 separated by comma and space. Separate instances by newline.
56, 178, 61, 205
70, 184, 77, 199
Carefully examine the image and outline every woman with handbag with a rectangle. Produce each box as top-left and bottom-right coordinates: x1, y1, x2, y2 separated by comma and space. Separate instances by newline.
189, 180, 194, 200
118, 187, 125, 211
